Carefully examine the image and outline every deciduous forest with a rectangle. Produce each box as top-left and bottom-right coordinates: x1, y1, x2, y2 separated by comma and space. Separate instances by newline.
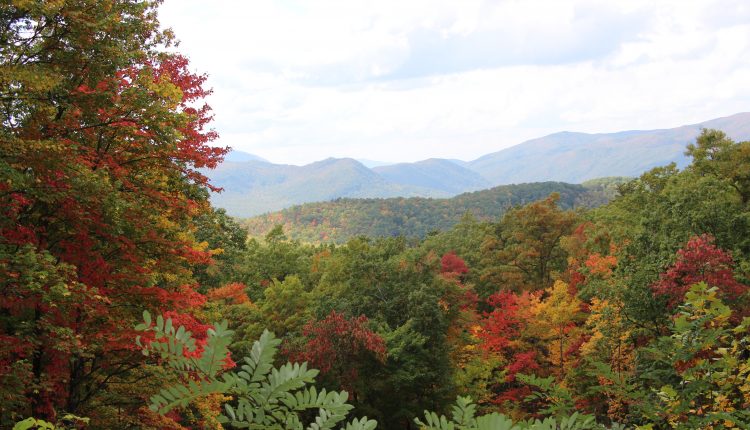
2, 1, 749, 429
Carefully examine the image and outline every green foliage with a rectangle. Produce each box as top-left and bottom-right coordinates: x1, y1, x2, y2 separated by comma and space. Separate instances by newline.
260, 275, 312, 337
136, 312, 377, 429
12, 418, 55, 430
415, 396, 601, 430
687, 128, 750, 205
12, 414, 89, 430
193, 207, 249, 291
517, 374, 576, 418
306, 236, 458, 427
636, 284, 750, 428
481, 193, 578, 291
241, 182, 595, 244
239, 232, 319, 301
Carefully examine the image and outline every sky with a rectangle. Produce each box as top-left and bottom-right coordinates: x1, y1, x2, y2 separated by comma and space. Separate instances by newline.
159, 0, 750, 165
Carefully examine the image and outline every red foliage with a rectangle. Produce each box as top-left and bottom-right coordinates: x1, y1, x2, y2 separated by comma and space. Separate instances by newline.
439, 252, 478, 310
479, 292, 522, 353
161, 311, 213, 357
493, 386, 532, 404
0, 46, 224, 419
564, 333, 590, 365
441, 252, 469, 275
505, 351, 541, 382
290, 311, 386, 392
652, 234, 747, 309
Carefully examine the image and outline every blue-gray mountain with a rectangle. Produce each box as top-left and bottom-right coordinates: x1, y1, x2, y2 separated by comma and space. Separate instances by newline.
208, 157, 447, 217
373, 158, 491, 194
467, 112, 750, 184
208, 112, 750, 217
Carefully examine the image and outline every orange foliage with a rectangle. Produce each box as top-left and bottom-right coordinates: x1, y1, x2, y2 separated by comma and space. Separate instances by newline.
206, 282, 251, 305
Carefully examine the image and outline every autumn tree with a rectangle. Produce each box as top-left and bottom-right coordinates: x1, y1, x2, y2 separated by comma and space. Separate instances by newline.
288, 311, 387, 400
0, 0, 225, 425
651, 234, 747, 310
476, 290, 543, 409
529, 280, 585, 379
481, 193, 577, 292
578, 297, 635, 422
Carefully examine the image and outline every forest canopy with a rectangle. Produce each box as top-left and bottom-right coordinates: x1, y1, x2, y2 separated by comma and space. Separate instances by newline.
1, 1, 750, 429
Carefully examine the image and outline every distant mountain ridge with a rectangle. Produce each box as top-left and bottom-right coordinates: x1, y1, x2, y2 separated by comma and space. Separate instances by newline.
466, 113, 750, 184
207, 113, 750, 217
373, 158, 491, 194
208, 157, 448, 217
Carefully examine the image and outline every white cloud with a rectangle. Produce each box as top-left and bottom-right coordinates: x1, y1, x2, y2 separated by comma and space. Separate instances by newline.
159, 0, 750, 165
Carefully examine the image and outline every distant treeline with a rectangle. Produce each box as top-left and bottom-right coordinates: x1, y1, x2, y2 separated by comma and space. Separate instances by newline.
240, 178, 629, 243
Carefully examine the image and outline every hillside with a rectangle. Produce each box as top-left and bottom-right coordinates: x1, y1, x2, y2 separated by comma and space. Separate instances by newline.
240, 181, 612, 243
208, 113, 750, 217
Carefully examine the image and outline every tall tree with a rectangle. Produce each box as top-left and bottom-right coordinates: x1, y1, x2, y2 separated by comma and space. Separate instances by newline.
481, 193, 577, 292
528, 280, 584, 379
687, 129, 750, 205
289, 311, 387, 401
0, 0, 224, 425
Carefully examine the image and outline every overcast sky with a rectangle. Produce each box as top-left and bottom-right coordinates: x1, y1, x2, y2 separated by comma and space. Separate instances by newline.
159, 0, 750, 165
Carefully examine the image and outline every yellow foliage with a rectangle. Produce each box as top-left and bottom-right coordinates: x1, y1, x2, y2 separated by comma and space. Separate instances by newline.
194, 393, 231, 430
528, 280, 583, 378
581, 297, 634, 379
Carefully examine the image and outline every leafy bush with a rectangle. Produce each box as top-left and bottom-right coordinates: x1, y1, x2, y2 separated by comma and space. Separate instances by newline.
415, 396, 601, 430
135, 311, 377, 430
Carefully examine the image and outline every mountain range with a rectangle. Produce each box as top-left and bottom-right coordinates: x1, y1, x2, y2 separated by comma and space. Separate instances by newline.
207, 112, 750, 217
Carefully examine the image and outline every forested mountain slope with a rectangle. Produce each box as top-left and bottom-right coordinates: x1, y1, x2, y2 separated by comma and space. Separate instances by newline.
241, 180, 627, 243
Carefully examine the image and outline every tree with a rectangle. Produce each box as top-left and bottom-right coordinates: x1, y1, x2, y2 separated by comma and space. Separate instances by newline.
592, 151, 750, 335
687, 129, 750, 205
288, 311, 387, 398
193, 208, 249, 291
529, 280, 584, 379
1, 0, 225, 424
442, 251, 469, 278
308, 238, 458, 428
481, 193, 577, 292
260, 275, 312, 338
476, 290, 543, 408
651, 234, 747, 310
